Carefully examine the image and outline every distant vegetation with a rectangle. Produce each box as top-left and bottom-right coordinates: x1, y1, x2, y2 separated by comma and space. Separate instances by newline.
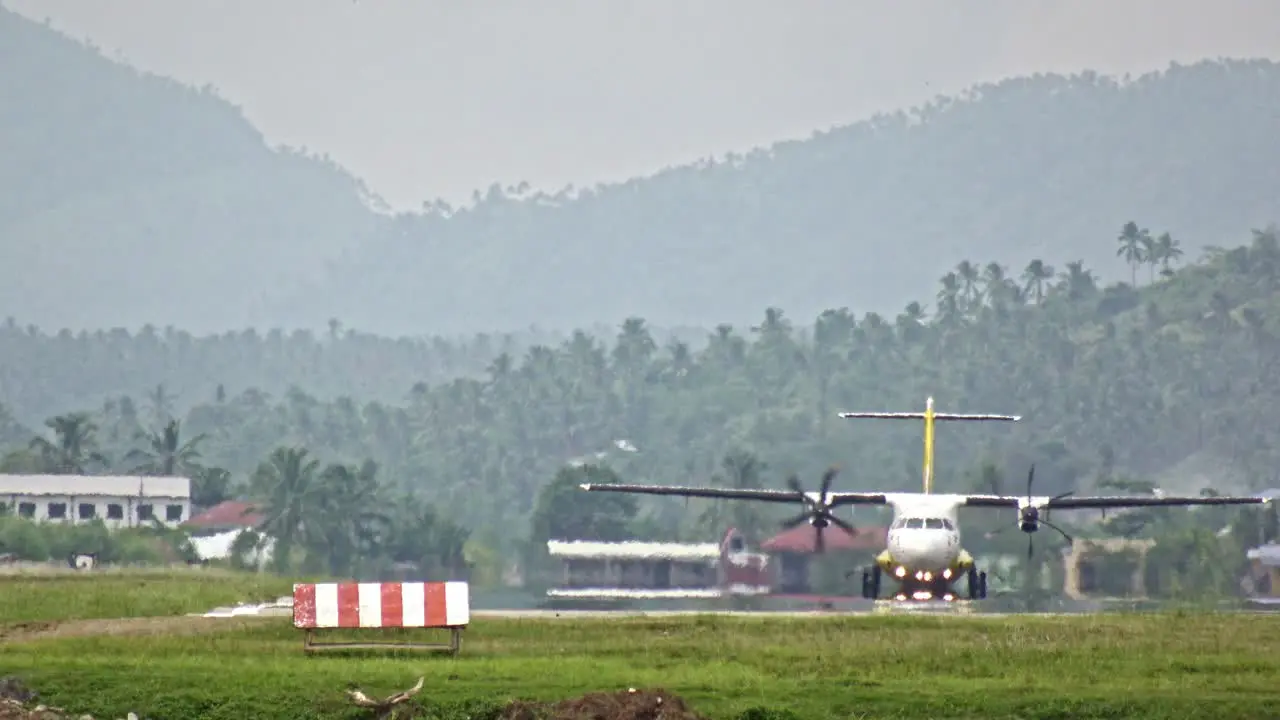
3, 5, 1279, 334
4, 224, 1280, 599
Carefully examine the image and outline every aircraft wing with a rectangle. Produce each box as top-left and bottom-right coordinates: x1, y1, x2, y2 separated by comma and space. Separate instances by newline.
579, 483, 888, 506
962, 493, 1273, 510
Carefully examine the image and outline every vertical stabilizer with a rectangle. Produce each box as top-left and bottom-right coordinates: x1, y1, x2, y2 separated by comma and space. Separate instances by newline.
923, 397, 936, 494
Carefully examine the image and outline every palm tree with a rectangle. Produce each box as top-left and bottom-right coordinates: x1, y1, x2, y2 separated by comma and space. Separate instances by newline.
389, 496, 472, 580
1021, 259, 1055, 304
935, 272, 963, 326
697, 450, 768, 542
126, 419, 206, 477
146, 383, 178, 427
612, 317, 656, 370
1153, 233, 1183, 278
955, 260, 981, 308
251, 446, 323, 574
895, 301, 927, 344
29, 413, 109, 474
981, 262, 1011, 302
1140, 231, 1158, 284
1058, 261, 1098, 301
191, 466, 232, 508
309, 460, 390, 576
1116, 221, 1150, 286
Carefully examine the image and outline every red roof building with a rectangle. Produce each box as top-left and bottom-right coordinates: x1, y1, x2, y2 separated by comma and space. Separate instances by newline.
760, 524, 888, 554
184, 501, 264, 532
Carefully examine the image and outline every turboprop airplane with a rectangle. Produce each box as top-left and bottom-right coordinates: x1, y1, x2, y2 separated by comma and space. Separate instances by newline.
580, 397, 1275, 602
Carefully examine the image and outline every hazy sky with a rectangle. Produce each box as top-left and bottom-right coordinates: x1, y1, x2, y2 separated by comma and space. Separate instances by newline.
8, 0, 1280, 210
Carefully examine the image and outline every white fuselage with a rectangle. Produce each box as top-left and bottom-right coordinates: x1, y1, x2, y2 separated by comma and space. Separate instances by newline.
881, 493, 966, 576
886, 515, 961, 571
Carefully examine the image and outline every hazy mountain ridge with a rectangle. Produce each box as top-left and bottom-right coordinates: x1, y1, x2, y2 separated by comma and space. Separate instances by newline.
270, 59, 1280, 335
4, 4, 1279, 339
0, 6, 381, 332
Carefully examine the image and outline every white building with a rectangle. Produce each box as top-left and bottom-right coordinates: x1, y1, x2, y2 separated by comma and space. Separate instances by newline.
0, 474, 191, 529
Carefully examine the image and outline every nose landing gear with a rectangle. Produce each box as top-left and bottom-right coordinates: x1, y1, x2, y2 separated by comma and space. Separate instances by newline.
860, 565, 882, 599
863, 565, 986, 601
967, 566, 988, 600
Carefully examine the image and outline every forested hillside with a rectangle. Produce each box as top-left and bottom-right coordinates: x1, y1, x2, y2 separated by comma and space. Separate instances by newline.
4, 225, 1280, 561
269, 59, 1280, 335
0, 6, 380, 333
3, 2, 1278, 336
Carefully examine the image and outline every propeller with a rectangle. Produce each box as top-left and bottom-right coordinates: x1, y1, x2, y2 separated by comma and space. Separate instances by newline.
1015, 464, 1075, 559
779, 467, 857, 554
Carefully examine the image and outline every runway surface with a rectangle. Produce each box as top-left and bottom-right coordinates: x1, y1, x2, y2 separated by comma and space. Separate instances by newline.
473, 608, 1006, 618
194, 595, 1280, 619
195, 598, 1051, 619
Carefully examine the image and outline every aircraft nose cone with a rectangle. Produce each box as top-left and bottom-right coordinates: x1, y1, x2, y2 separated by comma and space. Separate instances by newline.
892, 540, 924, 566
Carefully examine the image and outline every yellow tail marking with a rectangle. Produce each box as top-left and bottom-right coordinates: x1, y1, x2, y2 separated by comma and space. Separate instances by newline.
923, 396, 935, 495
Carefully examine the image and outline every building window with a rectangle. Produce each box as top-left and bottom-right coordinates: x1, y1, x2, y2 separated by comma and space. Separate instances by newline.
106, 504, 124, 520
18, 502, 35, 518
47, 502, 68, 519
165, 504, 183, 522
78, 503, 97, 520
138, 504, 154, 521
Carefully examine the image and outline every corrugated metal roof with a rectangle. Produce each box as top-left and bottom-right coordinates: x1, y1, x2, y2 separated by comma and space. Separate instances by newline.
761, 525, 888, 553
186, 501, 264, 529
547, 540, 721, 561
0, 474, 190, 498
1247, 544, 1280, 567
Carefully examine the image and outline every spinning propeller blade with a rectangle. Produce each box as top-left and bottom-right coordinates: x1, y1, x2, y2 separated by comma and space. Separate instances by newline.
1020, 464, 1074, 558
776, 467, 858, 553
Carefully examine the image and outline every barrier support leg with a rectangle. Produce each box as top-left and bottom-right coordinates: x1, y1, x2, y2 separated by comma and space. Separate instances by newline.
302, 626, 465, 654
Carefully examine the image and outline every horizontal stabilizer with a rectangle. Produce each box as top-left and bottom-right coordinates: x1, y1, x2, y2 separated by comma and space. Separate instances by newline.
546, 586, 772, 599
837, 411, 1021, 422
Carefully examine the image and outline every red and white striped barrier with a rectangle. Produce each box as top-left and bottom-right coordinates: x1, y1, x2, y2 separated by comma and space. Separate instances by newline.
293, 581, 470, 629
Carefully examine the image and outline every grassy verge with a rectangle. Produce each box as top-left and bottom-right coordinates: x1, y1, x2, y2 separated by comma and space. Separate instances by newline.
2, 613, 1279, 719
0, 568, 293, 622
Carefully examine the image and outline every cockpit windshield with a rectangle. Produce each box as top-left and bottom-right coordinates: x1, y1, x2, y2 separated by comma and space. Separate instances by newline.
895, 517, 955, 531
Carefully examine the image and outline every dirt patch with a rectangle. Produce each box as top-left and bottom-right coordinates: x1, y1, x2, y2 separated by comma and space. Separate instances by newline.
0, 615, 275, 643
499, 689, 707, 720
1, 677, 707, 720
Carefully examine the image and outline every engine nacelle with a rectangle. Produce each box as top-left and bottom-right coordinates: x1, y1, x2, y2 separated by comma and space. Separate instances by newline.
1018, 506, 1041, 533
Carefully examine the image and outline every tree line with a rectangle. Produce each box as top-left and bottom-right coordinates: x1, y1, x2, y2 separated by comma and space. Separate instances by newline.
2, 221, 1280, 596
0, 415, 470, 582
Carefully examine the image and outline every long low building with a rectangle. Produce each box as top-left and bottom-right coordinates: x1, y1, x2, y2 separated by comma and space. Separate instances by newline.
0, 474, 191, 529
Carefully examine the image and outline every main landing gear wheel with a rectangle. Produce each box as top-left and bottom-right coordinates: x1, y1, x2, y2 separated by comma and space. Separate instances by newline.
967, 567, 988, 600
861, 566, 882, 599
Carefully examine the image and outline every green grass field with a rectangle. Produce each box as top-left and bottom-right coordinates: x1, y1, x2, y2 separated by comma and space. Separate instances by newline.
0, 568, 293, 622
2, 574, 1279, 719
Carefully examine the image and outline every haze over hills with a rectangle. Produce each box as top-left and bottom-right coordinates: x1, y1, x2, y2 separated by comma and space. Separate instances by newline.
0, 7, 381, 333
12, 0, 1280, 209
3, 5, 1280, 336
